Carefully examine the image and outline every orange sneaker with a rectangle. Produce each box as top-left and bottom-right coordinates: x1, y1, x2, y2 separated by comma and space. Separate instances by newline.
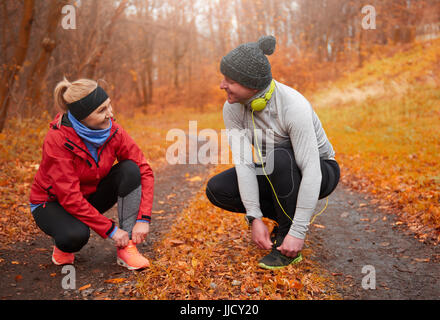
117, 240, 150, 270
52, 246, 75, 265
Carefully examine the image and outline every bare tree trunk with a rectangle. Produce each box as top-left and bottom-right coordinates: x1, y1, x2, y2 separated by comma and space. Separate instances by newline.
26, 0, 68, 115
146, 55, 154, 105
79, 0, 128, 78
0, 0, 35, 132
358, 24, 364, 68
1, 1, 10, 66
139, 67, 149, 106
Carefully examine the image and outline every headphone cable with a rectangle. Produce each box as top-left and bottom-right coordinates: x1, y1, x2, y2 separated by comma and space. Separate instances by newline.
251, 109, 328, 225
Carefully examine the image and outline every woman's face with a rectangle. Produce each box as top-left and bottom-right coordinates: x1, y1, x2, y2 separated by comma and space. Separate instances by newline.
81, 98, 113, 130
219, 76, 258, 104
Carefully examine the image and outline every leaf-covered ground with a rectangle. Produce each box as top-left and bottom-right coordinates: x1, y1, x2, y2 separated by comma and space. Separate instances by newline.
135, 165, 341, 300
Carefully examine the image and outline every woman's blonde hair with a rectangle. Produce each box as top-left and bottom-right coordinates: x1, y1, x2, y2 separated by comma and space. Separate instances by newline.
54, 77, 98, 114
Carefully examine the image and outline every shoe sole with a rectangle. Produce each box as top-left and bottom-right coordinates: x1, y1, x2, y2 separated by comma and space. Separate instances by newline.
257, 253, 303, 270
52, 256, 74, 266
117, 257, 148, 271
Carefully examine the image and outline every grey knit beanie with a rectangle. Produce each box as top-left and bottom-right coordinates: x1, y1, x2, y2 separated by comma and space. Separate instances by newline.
220, 35, 276, 90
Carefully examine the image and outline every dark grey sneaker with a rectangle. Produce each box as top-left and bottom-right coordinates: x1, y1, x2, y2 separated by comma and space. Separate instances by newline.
258, 246, 302, 270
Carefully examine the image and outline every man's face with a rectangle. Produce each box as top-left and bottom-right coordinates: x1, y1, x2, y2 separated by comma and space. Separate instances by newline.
220, 76, 258, 104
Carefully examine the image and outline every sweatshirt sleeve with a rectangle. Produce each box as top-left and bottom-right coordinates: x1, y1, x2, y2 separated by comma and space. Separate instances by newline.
284, 100, 322, 240
44, 136, 116, 239
223, 104, 263, 219
116, 125, 154, 223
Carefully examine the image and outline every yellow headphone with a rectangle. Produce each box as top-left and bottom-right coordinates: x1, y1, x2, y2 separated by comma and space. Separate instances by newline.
250, 80, 276, 112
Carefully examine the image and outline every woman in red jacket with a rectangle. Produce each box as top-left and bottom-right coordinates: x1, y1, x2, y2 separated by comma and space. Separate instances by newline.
29, 78, 154, 270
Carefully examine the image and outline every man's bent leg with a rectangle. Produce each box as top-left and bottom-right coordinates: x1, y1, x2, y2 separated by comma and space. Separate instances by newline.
206, 167, 277, 221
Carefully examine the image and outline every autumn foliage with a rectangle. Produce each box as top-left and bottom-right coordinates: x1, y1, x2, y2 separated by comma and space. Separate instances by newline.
313, 39, 440, 243
0, 0, 439, 300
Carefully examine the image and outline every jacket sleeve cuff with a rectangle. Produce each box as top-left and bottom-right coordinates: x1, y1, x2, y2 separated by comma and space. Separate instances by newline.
246, 209, 263, 220
287, 208, 313, 240
105, 221, 116, 239
137, 215, 151, 223
288, 228, 306, 240
108, 225, 118, 239
136, 219, 150, 223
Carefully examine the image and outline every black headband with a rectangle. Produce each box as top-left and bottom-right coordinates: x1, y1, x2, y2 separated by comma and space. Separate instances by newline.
66, 86, 109, 121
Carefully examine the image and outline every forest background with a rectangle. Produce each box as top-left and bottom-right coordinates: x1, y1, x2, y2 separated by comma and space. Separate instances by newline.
0, 0, 439, 300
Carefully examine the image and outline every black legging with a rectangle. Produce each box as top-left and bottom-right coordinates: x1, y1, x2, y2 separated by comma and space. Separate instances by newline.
206, 141, 340, 239
31, 160, 141, 253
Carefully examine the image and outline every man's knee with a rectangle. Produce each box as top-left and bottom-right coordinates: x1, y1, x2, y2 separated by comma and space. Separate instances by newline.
270, 147, 295, 174
206, 174, 232, 207
205, 177, 218, 206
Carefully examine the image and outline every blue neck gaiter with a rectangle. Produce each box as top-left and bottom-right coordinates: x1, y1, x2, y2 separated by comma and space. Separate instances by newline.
67, 111, 112, 163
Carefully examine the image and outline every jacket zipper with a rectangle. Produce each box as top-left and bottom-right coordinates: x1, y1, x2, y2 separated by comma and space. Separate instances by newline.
97, 128, 119, 163
65, 128, 119, 168
65, 138, 100, 168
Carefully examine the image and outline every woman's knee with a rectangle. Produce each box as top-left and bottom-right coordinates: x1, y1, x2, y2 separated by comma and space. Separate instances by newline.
117, 160, 141, 197
55, 225, 90, 253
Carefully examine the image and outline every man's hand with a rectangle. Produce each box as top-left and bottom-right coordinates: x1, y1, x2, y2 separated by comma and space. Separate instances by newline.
131, 222, 150, 245
276, 234, 304, 258
251, 218, 273, 250
111, 228, 129, 247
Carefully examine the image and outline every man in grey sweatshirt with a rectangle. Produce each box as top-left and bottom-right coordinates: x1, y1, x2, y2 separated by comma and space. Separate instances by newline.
206, 36, 340, 269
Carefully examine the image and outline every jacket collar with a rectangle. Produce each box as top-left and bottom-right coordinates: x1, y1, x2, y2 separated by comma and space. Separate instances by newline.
61, 112, 73, 127
51, 112, 117, 133
49, 113, 119, 162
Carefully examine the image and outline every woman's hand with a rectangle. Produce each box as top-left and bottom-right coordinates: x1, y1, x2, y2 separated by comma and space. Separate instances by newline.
111, 228, 129, 247
131, 222, 150, 244
251, 218, 273, 250
276, 234, 304, 258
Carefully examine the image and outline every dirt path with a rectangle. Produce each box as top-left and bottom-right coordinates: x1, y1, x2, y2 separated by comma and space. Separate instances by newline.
0, 161, 212, 300
308, 183, 440, 299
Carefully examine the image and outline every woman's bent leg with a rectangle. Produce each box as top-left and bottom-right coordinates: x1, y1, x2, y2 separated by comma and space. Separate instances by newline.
32, 202, 90, 253
88, 160, 142, 237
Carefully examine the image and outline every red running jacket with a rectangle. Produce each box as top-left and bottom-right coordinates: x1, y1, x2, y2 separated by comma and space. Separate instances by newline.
30, 113, 154, 238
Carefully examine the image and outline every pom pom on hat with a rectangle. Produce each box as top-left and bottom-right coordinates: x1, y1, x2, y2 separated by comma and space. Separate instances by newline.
258, 35, 276, 55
